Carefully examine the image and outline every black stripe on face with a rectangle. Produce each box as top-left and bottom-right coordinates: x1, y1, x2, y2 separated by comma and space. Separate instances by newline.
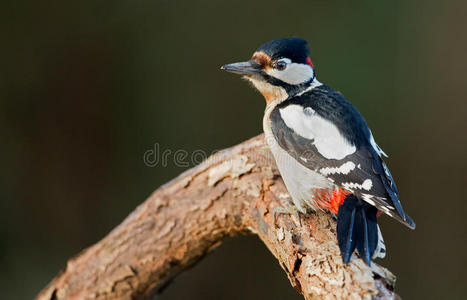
261, 73, 315, 97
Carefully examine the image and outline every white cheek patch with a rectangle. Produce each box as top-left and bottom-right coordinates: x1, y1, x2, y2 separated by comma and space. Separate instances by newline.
279, 104, 356, 159
266, 59, 314, 85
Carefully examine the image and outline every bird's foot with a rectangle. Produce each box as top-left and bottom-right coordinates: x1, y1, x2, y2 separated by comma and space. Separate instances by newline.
273, 201, 302, 227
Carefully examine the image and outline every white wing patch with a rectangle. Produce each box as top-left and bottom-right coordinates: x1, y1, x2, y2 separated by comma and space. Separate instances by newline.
342, 179, 373, 191
320, 161, 356, 176
279, 104, 356, 160
265, 58, 315, 85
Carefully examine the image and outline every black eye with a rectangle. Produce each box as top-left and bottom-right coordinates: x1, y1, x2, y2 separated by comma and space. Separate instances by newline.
275, 61, 287, 71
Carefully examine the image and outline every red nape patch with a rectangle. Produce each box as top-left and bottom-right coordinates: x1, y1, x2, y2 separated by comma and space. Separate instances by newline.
328, 188, 349, 214
306, 57, 314, 68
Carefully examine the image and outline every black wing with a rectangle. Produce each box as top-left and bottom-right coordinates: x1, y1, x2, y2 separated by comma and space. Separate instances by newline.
270, 85, 415, 229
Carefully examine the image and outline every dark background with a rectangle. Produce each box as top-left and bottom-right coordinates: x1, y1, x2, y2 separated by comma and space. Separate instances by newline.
1, 1, 466, 299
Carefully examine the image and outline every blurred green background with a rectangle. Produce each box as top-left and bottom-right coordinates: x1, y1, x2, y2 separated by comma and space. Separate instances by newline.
1, 0, 466, 299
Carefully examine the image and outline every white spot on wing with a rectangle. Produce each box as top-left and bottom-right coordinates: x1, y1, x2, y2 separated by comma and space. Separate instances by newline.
279, 104, 356, 160
342, 179, 373, 191
320, 161, 356, 176
361, 194, 396, 214
361, 193, 376, 206
362, 179, 373, 190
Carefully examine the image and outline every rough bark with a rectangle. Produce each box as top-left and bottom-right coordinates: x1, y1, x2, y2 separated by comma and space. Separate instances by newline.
36, 135, 399, 300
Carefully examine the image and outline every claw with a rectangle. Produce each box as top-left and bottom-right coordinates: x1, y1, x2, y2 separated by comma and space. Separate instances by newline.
273, 203, 301, 227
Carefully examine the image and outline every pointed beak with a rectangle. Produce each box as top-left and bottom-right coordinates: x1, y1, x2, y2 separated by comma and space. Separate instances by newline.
220, 60, 262, 76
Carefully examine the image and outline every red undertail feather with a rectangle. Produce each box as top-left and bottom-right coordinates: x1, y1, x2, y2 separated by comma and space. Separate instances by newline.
314, 188, 349, 214
328, 188, 349, 214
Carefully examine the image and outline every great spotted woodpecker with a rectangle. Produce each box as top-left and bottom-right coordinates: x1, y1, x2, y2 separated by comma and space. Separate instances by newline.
221, 37, 415, 265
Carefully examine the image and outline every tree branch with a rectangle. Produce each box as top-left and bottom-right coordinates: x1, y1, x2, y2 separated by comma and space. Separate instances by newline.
36, 135, 399, 300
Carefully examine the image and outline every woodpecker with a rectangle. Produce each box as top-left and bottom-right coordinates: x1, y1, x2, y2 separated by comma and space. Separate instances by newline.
221, 37, 415, 265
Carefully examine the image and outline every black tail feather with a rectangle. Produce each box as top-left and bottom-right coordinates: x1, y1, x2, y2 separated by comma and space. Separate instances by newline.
337, 195, 378, 265
338, 205, 357, 264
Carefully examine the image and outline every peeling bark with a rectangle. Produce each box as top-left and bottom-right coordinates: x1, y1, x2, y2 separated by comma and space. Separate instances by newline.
36, 135, 399, 300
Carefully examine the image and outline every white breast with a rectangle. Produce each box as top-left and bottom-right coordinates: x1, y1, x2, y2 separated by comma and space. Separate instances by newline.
263, 102, 335, 212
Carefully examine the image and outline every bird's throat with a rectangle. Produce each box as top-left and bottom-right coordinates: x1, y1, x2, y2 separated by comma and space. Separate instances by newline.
245, 76, 288, 103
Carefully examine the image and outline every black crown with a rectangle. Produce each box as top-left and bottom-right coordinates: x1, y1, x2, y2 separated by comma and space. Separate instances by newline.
256, 37, 310, 64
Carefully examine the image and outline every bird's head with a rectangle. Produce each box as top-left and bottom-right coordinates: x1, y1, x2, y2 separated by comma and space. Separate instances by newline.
221, 37, 318, 103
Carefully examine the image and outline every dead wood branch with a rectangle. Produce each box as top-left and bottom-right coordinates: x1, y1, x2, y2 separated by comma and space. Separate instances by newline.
36, 135, 399, 300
